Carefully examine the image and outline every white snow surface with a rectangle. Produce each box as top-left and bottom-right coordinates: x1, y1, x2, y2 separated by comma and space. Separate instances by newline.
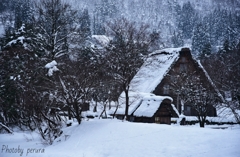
133, 95, 172, 117
6, 36, 25, 47
45, 60, 59, 76
215, 106, 240, 123
45, 61, 57, 69
0, 119, 240, 157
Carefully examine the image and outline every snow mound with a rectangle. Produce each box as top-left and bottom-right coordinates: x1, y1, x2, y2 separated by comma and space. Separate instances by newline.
45, 60, 59, 76
91, 35, 110, 48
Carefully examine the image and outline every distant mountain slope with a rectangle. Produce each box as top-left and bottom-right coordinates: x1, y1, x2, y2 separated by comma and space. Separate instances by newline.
67, 0, 240, 49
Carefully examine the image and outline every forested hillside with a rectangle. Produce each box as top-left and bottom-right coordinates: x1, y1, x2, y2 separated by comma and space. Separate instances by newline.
1, 0, 240, 53
71, 0, 240, 53
0, 0, 239, 144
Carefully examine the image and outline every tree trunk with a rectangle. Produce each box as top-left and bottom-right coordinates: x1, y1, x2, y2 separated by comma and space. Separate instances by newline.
113, 101, 119, 119
0, 123, 13, 134
230, 106, 240, 124
109, 101, 111, 110
199, 121, 205, 127
124, 90, 129, 121
73, 102, 81, 124
93, 101, 97, 112
68, 107, 72, 120
198, 116, 206, 128
99, 101, 107, 119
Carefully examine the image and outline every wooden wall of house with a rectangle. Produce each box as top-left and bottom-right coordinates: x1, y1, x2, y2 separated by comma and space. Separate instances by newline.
134, 117, 155, 123
153, 48, 217, 117
154, 101, 174, 124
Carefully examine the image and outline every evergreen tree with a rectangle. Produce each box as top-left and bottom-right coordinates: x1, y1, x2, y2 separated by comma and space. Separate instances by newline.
0, 0, 8, 13
79, 9, 91, 39
171, 31, 183, 48
178, 2, 197, 39
216, 9, 229, 45
226, 13, 240, 49
67, 9, 92, 61
199, 43, 212, 59
192, 22, 211, 55
219, 40, 232, 53
14, 0, 32, 29
0, 31, 42, 131
33, 0, 77, 60
93, 0, 118, 35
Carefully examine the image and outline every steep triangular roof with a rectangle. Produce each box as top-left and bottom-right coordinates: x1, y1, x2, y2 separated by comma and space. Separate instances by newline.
116, 47, 224, 115
129, 47, 224, 100
129, 47, 182, 93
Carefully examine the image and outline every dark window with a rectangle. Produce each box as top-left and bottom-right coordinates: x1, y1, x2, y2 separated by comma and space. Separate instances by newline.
180, 57, 187, 62
129, 116, 135, 122
155, 117, 160, 123
184, 106, 191, 116
179, 63, 188, 72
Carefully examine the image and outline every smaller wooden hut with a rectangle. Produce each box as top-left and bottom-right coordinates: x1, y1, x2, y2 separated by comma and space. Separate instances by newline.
130, 95, 178, 125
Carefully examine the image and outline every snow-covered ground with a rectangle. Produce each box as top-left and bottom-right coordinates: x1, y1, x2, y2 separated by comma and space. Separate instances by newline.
0, 119, 239, 157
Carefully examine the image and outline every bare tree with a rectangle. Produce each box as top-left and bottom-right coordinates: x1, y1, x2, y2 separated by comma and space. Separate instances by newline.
105, 18, 157, 120
169, 70, 220, 127
201, 44, 240, 124
57, 48, 102, 124
186, 84, 219, 127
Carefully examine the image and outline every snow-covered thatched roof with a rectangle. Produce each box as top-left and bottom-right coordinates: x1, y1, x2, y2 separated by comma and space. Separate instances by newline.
129, 47, 182, 93
133, 95, 172, 117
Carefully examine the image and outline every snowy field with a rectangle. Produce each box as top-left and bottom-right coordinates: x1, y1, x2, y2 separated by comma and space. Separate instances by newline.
0, 119, 240, 157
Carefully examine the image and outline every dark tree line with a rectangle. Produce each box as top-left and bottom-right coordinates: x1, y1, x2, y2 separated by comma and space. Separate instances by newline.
0, 0, 95, 144
1, 0, 240, 52
0, 0, 157, 144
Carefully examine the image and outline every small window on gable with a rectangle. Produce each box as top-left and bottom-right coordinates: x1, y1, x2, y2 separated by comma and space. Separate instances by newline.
179, 63, 188, 72
180, 57, 187, 62
163, 84, 170, 95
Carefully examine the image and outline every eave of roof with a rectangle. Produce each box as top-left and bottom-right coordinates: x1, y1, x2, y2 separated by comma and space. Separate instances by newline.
195, 59, 225, 102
